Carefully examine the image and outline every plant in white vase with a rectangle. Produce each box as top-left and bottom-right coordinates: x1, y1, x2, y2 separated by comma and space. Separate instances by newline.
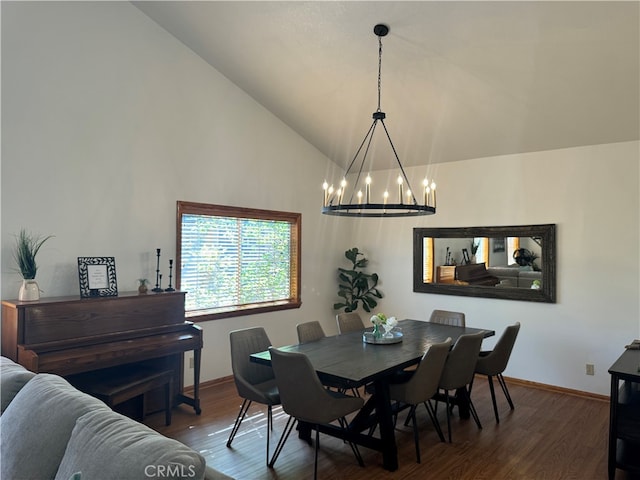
13, 229, 54, 301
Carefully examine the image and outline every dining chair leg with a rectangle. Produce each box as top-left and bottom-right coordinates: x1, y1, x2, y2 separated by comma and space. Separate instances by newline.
338, 417, 364, 467
424, 400, 445, 442
266, 405, 272, 464
314, 427, 320, 480
497, 373, 515, 410
487, 375, 500, 423
226, 398, 251, 447
444, 390, 452, 443
409, 408, 421, 463
462, 387, 482, 430
404, 405, 416, 427
268, 415, 297, 468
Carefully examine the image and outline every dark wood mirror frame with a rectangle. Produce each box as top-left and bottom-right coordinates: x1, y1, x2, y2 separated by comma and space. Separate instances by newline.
413, 224, 556, 303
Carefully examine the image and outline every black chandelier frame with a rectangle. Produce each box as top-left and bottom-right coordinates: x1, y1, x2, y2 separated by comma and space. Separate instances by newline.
322, 24, 436, 218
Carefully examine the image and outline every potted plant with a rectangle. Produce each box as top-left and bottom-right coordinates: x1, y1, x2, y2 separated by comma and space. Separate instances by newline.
13, 228, 54, 301
138, 278, 149, 294
333, 247, 383, 313
470, 241, 479, 263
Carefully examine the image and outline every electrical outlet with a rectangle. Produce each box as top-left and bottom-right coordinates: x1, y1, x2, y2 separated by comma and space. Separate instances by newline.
586, 363, 595, 376
189, 357, 194, 369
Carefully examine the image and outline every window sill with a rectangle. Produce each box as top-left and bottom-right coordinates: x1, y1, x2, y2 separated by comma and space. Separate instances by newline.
186, 299, 302, 323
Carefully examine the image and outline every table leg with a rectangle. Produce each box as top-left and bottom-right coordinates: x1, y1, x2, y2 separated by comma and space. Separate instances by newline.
456, 386, 470, 419
372, 378, 398, 471
297, 421, 312, 443
608, 374, 618, 480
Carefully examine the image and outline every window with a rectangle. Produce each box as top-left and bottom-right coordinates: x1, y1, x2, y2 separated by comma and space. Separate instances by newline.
176, 201, 301, 321
422, 237, 434, 283
475, 237, 489, 265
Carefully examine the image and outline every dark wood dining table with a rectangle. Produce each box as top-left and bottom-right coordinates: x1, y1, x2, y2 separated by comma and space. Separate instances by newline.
250, 319, 494, 471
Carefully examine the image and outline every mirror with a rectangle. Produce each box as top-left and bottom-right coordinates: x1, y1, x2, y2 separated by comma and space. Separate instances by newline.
413, 224, 556, 303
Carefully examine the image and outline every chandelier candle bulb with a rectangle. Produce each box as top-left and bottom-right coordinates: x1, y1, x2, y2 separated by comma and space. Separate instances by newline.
357, 190, 363, 204
365, 175, 372, 203
322, 181, 329, 207
423, 178, 429, 205
431, 182, 437, 209
407, 189, 412, 204
397, 176, 403, 203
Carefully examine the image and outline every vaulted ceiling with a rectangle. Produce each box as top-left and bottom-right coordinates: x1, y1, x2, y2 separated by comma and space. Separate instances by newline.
134, 1, 639, 170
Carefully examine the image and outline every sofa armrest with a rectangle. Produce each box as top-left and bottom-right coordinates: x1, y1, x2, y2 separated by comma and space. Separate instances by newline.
204, 465, 235, 480
1, 356, 36, 413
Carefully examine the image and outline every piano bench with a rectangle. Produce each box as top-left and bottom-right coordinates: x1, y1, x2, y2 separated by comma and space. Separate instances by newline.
69, 366, 174, 426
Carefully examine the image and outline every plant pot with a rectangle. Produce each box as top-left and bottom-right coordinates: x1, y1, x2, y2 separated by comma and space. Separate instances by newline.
18, 279, 40, 301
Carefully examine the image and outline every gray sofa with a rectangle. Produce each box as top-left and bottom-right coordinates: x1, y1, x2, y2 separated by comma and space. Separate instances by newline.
487, 266, 542, 288
0, 356, 233, 480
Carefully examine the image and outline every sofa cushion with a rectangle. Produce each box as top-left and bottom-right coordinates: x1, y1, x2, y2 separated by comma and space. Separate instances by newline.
0, 373, 110, 480
54, 409, 206, 480
0, 357, 36, 413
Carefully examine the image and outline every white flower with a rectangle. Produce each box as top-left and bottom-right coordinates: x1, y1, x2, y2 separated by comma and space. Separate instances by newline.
371, 313, 395, 326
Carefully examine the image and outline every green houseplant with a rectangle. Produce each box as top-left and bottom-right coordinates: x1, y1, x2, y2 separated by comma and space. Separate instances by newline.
13, 229, 53, 301
334, 247, 383, 313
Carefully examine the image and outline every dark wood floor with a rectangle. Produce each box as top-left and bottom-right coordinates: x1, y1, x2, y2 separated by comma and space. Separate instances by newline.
145, 377, 626, 480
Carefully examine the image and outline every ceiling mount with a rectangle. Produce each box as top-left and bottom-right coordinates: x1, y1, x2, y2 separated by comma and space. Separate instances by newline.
373, 24, 389, 37
321, 23, 437, 218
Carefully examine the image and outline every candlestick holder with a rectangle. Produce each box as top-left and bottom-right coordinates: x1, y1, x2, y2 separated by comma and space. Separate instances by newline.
152, 248, 163, 293
165, 259, 175, 292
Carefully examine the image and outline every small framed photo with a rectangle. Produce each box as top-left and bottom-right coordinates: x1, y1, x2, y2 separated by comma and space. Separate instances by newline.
78, 257, 118, 298
462, 248, 470, 264
493, 238, 506, 253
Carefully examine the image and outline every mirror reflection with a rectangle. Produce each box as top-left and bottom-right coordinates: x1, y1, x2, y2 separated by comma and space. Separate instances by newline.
413, 225, 556, 303
432, 236, 542, 288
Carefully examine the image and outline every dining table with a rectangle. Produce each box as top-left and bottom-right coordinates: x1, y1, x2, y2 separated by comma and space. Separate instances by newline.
250, 318, 494, 471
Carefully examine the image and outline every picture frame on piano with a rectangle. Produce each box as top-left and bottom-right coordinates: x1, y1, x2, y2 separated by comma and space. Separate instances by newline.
78, 256, 118, 298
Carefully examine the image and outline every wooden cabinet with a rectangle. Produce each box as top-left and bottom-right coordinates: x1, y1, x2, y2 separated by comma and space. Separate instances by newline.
436, 265, 457, 283
608, 348, 640, 479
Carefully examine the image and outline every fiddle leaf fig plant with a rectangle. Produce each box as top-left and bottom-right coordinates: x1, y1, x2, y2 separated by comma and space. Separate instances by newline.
333, 247, 383, 313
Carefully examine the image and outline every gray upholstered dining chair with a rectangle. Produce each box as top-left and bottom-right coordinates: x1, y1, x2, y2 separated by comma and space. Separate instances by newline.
429, 309, 466, 327
470, 322, 521, 423
226, 327, 280, 465
437, 330, 485, 442
297, 320, 360, 397
296, 321, 326, 344
336, 312, 365, 334
388, 338, 452, 463
267, 347, 365, 480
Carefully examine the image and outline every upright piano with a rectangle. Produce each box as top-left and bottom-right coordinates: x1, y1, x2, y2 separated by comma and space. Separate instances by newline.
1, 290, 201, 414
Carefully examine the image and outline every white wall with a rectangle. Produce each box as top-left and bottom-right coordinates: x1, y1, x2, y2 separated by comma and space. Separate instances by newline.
2, 2, 638, 396
344, 141, 639, 395
1, 2, 348, 383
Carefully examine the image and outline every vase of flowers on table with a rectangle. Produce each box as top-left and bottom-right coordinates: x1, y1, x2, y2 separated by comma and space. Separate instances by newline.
370, 313, 398, 339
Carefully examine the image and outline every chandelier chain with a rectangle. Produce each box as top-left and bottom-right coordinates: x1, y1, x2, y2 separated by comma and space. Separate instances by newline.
377, 35, 383, 112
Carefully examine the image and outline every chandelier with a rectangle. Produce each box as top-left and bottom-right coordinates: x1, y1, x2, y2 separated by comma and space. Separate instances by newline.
322, 24, 437, 218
